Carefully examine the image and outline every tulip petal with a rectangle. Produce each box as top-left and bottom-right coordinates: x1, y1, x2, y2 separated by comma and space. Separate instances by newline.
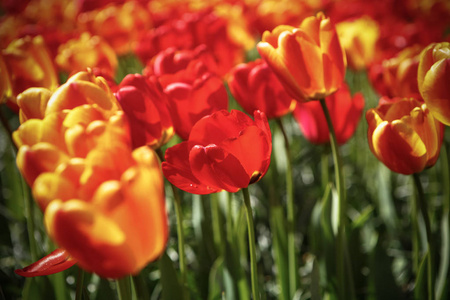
189, 144, 249, 192
45, 199, 137, 278
162, 142, 221, 194
15, 249, 76, 277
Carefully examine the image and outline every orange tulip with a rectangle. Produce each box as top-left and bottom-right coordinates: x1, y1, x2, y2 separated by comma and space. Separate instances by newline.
336, 16, 380, 71
55, 32, 118, 77
78, 1, 153, 55
417, 42, 450, 125
14, 70, 169, 278
1, 35, 58, 109
257, 12, 347, 101
366, 97, 443, 175
369, 45, 423, 100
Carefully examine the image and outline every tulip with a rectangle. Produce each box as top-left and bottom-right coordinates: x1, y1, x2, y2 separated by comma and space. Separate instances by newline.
43, 146, 168, 278
55, 32, 118, 77
1, 35, 58, 109
294, 84, 364, 145
162, 109, 272, 194
162, 60, 228, 140
336, 16, 380, 71
417, 42, 450, 125
257, 12, 347, 101
143, 45, 220, 88
228, 59, 296, 119
0, 54, 12, 103
369, 45, 423, 99
15, 109, 168, 278
77, 1, 152, 55
366, 97, 443, 175
115, 74, 174, 149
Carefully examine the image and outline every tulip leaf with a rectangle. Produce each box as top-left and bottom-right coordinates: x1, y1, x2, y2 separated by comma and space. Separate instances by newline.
310, 257, 322, 300
414, 252, 428, 300
159, 252, 185, 300
370, 236, 403, 300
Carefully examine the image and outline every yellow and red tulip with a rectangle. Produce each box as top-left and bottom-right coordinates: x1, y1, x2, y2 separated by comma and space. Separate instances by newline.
257, 12, 347, 101
366, 97, 443, 175
417, 42, 450, 125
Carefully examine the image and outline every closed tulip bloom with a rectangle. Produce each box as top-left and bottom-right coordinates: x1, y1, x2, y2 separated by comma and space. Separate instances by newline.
45, 69, 120, 116
162, 110, 272, 194
163, 60, 228, 140
0, 55, 12, 104
257, 12, 346, 101
77, 1, 152, 55
336, 16, 380, 71
228, 59, 296, 119
115, 74, 174, 149
43, 145, 168, 278
366, 97, 444, 175
417, 42, 450, 125
294, 84, 364, 145
1, 35, 58, 109
55, 32, 118, 77
369, 45, 423, 99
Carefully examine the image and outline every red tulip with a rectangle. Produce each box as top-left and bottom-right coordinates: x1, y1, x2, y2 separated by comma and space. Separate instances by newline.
293, 84, 364, 145
162, 60, 228, 140
115, 74, 174, 149
228, 59, 296, 119
162, 110, 272, 194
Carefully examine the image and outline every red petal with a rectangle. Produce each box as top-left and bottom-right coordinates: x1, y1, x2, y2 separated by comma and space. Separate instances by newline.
162, 142, 221, 194
189, 144, 250, 192
15, 249, 76, 277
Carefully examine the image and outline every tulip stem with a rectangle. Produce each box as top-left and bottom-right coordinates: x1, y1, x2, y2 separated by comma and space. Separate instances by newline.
276, 118, 299, 297
436, 142, 449, 300
319, 99, 355, 300
413, 173, 435, 300
75, 268, 85, 300
211, 193, 224, 257
116, 276, 133, 300
156, 148, 189, 299
171, 184, 189, 298
242, 187, 260, 300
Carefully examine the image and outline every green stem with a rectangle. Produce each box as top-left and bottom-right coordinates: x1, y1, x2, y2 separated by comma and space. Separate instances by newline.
413, 173, 435, 300
132, 273, 150, 300
437, 142, 449, 300
116, 276, 133, 300
75, 268, 85, 300
211, 193, 224, 257
155, 148, 189, 298
22, 178, 38, 262
171, 184, 188, 295
242, 187, 260, 300
276, 118, 299, 298
319, 99, 354, 300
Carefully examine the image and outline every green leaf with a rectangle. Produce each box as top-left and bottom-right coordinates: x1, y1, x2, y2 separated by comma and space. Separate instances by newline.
311, 257, 321, 300
159, 252, 185, 300
414, 251, 428, 300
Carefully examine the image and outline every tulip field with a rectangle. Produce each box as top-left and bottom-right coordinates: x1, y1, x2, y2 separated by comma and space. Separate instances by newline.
1, 0, 450, 299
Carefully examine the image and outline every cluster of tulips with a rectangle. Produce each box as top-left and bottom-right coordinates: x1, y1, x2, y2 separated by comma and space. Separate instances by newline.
1, 0, 450, 299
